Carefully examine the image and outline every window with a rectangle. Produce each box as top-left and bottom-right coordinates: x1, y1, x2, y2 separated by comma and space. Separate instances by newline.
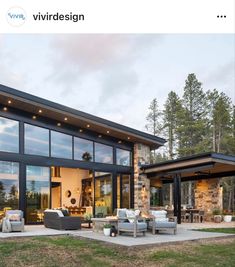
51, 131, 72, 159
0, 116, 19, 153
26, 165, 50, 223
116, 148, 131, 166
74, 137, 93, 161
95, 143, 113, 164
117, 174, 130, 209
24, 124, 49, 156
0, 161, 19, 213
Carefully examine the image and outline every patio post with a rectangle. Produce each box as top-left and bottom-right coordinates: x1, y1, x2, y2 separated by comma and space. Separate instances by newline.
173, 174, 178, 218
177, 173, 181, 224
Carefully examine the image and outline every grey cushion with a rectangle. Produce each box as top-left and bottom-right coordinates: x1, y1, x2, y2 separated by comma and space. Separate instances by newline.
10, 221, 23, 226
117, 209, 127, 218
118, 222, 147, 231
149, 221, 176, 228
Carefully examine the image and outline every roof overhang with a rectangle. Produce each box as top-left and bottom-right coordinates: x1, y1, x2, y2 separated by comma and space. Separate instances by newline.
141, 152, 235, 182
0, 84, 166, 149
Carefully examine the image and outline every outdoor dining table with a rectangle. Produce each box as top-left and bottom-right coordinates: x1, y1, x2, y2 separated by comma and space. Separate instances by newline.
185, 209, 200, 223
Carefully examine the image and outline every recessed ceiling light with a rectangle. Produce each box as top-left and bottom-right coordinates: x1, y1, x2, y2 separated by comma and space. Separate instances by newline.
64, 117, 68, 121
32, 116, 37, 120
3, 107, 8, 111
8, 100, 12, 104
106, 130, 110, 134
98, 134, 102, 138
127, 137, 130, 140
38, 109, 42, 113
118, 140, 122, 144
87, 124, 90, 128
57, 123, 61, 127
79, 129, 83, 133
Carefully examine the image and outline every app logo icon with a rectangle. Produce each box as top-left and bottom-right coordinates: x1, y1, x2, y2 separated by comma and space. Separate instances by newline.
7, 7, 26, 27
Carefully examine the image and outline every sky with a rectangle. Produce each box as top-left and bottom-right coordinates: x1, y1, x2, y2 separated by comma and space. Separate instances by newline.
0, 34, 234, 138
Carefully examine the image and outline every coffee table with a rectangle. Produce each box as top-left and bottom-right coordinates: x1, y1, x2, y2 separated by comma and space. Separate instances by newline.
91, 217, 118, 232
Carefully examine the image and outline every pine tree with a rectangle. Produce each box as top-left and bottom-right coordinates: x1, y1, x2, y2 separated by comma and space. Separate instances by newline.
163, 91, 182, 160
145, 98, 162, 136
145, 98, 162, 162
176, 73, 207, 156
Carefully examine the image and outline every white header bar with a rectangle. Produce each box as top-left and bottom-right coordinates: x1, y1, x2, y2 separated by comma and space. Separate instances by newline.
1, 0, 234, 33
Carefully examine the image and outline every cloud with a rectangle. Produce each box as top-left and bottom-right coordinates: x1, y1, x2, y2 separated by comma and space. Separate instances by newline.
202, 61, 235, 102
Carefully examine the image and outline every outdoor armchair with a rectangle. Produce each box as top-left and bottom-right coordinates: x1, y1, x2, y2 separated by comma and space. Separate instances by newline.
148, 210, 177, 235
117, 209, 147, 238
2, 210, 25, 233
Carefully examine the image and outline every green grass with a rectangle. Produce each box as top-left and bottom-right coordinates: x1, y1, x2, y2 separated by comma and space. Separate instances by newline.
0, 236, 234, 267
196, 228, 235, 234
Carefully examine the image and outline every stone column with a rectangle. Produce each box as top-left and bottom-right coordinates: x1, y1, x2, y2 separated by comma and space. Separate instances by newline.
133, 143, 151, 211
194, 178, 222, 215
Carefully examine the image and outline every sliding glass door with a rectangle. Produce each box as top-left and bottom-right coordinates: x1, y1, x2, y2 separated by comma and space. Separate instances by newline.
117, 174, 131, 209
94, 172, 112, 217
26, 165, 50, 223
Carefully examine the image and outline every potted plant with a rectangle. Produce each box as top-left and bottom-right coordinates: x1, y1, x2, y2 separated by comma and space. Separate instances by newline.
223, 210, 232, 223
103, 224, 112, 236
212, 208, 222, 223
84, 213, 92, 221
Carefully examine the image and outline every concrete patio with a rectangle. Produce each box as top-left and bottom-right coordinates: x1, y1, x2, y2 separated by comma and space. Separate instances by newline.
0, 222, 234, 247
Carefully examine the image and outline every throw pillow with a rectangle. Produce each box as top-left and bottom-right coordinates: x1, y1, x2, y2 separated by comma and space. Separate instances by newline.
126, 209, 136, 223
8, 214, 21, 221
61, 209, 69, 216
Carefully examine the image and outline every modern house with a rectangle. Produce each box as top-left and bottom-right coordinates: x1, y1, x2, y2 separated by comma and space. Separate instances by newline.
0, 84, 165, 224
1, 84, 235, 225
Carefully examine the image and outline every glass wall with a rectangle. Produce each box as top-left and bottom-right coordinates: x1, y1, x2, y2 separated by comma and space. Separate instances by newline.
116, 148, 131, 166
26, 165, 50, 223
0, 116, 19, 153
0, 161, 19, 219
24, 124, 49, 156
74, 137, 93, 161
94, 172, 112, 216
51, 131, 72, 159
117, 174, 130, 209
95, 143, 113, 164
150, 187, 163, 207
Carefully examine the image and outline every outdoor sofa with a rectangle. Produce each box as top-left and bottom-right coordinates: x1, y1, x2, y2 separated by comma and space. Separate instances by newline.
148, 210, 177, 235
44, 209, 81, 230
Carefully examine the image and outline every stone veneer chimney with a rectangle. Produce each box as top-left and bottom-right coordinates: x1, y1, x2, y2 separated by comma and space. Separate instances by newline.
133, 143, 151, 211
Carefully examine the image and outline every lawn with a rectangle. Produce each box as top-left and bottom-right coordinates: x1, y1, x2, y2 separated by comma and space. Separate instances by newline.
196, 228, 235, 234
0, 236, 235, 267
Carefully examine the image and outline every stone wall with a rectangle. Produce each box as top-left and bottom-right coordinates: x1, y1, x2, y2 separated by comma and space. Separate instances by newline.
194, 178, 223, 215
133, 143, 151, 211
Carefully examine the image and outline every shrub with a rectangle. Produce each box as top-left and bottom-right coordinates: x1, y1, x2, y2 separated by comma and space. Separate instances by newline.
103, 224, 112, 229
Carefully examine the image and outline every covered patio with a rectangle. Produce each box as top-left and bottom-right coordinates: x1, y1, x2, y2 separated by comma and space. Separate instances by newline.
141, 152, 235, 224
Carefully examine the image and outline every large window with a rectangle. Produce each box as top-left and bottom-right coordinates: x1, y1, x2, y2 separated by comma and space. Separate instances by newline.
74, 137, 93, 161
24, 124, 49, 157
116, 148, 131, 166
95, 172, 112, 216
0, 161, 19, 218
51, 131, 72, 159
95, 143, 113, 164
0, 116, 19, 153
26, 165, 50, 223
